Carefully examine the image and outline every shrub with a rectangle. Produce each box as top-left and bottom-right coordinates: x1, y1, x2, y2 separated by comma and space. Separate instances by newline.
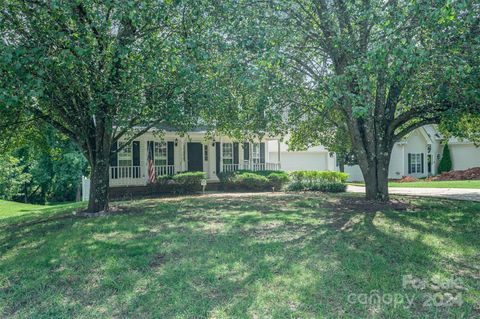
231, 173, 270, 191
284, 181, 304, 192
309, 182, 346, 192
218, 170, 290, 191
285, 181, 346, 193
289, 170, 349, 183
155, 175, 174, 186
267, 172, 290, 190
286, 170, 348, 193
153, 172, 205, 194
172, 171, 205, 194
438, 144, 452, 174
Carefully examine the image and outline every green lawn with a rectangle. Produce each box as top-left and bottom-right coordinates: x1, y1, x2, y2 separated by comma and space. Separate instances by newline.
0, 199, 83, 219
350, 180, 480, 189
1, 194, 479, 318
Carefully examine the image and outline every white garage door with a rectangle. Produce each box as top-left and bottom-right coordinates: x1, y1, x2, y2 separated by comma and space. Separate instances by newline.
271, 152, 329, 171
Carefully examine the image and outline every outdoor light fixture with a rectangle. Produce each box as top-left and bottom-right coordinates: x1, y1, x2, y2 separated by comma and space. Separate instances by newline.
212, 138, 216, 147
174, 138, 178, 146
427, 145, 432, 153
329, 152, 334, 158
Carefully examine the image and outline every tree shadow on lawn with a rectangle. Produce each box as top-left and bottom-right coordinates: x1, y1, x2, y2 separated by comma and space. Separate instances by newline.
0, 194, 478, 318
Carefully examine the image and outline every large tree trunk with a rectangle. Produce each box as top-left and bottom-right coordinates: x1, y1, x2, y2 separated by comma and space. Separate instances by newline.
356, 145, 392, 201
87, 155, 110, 213
84, 125, 113, 214
360, 157, 390, 201
345, 111, 394, 202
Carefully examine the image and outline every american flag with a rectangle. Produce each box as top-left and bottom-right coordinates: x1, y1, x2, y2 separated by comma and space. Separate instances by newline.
147, 142, 156, 183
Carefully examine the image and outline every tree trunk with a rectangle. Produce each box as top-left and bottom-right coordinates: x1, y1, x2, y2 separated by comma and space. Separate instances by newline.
87, 156, 110, 213
339, 160, 345, 173
358, 148, 391, 201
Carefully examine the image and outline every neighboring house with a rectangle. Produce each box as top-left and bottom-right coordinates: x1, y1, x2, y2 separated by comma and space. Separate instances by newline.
82, 127, 282, 200
268, 125, 480, 182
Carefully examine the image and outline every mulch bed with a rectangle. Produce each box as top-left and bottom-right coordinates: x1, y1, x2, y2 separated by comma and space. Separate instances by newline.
430, 167, 480, 181
325, 196, 417, 214
392, 176, 419, 183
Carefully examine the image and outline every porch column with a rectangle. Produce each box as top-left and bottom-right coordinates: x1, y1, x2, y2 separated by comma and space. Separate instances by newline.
277, 140, 281, 169
143, 140, 148, 185
182, 138, 187, 171
249, 142, 252, 168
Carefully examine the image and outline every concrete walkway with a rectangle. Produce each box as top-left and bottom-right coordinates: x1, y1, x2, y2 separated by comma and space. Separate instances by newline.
347, 185, 480, 202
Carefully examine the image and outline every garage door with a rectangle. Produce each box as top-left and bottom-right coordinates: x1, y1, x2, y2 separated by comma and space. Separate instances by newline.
270, 152, 329, 171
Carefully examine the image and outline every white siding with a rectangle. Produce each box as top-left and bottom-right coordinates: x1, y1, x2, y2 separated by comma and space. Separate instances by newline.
389, 144, 405, 179
404, 130, 428, 178
449, 144, 480, 170
345, 165, 364, 182
269, 152, 331, 171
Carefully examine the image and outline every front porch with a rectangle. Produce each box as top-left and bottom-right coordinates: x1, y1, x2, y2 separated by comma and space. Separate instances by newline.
108, 131, 281, 187
108, 162, 281, 187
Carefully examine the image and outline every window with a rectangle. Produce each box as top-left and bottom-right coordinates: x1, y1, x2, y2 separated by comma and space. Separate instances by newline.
204, 145, 208, 161
118, 142, 132, 166
222, 143, 233, 164
410, 153, 423, 174
252, 143, 260, 163
154, 142, 167, 166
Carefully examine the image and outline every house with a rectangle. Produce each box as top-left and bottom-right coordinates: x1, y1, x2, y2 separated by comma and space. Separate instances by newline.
267, 141, 337, 171
81, 125, 480, 199
269, 125, 480, 182
82, 128, 282, 200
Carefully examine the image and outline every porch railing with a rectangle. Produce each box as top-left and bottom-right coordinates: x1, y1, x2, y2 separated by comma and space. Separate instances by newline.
155, 165, 175, 176
222, 164, 240, 172
110, 166, 141, 180
222, 162, 281, 173
250, 162, 281, 171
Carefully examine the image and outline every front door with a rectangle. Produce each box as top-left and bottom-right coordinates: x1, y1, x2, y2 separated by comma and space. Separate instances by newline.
187, 143, 203, 172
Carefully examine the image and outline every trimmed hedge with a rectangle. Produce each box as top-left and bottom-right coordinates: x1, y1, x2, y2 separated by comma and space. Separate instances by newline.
289, 170, 349, 183
286, 170, 348, 193
285, 181, 346, 193
218, 170, 290, 191
155, 171, 205, 194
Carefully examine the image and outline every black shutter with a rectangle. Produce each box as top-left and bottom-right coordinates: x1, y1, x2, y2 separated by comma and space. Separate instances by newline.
260, 142, 265, 164
243, 142, 250, 160
132, 141, 140, 178
215, 142, 221, 176
110, 141, 118, 166
110, 141, 118, 179
167, 141, 174, 165
148, 141, 155, 161
133, 141, 140, 166
421, 153, 424, 174
408, 153, 412, 174
233, 142, 239, 165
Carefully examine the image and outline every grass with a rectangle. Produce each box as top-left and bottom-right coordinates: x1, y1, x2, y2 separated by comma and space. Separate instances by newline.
0, 199, 82, 219
0, 200, 45, 217
1, 193, 479, 318
350, 180, 480, 189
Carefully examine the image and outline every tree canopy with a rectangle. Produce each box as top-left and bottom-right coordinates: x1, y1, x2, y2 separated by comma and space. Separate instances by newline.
0, 1, 225, 212
220, 0, 480, 200
1, 1, 479, 207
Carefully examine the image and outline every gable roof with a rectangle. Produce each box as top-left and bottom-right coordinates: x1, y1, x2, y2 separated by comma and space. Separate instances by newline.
400, 126, 434, 144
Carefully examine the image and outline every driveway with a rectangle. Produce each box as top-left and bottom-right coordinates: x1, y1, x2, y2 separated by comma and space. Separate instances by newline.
347, 185, 480, 202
